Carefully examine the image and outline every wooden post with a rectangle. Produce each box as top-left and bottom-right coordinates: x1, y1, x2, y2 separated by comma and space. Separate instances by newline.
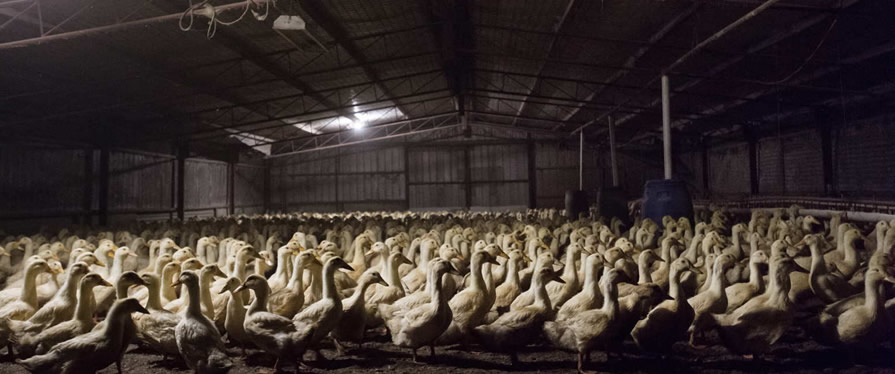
227, 162, 235, 216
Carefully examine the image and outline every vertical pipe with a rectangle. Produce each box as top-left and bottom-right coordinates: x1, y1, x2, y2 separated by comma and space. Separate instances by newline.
262, 160, 271, 213
662, 74, 672, 179
403, 143, 410, 210
608, 115, 619, 187
579, 130, 584, 190
227, 162, 235, 216
176, 144, 187, 221
527, 134, 537, 209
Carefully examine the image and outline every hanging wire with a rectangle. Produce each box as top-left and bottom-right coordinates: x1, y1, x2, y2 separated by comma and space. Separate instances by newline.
179, 0, 270, 39
755, 0, 842, 85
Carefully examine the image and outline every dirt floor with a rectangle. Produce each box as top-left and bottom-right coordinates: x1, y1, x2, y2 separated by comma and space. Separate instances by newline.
2, 325, 894, 374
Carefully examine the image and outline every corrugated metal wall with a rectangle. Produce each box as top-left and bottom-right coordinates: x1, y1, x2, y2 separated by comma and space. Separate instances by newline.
708, 142, 751, 197
407, 147, 466, 210
234, 164, 265, 214
0, 144, 87, 216
782, 130, 824, 195
680, 113, 895, 199
836, 117, 895, 198
469, 144, 528, 210
535, 143, 599, 208
108, 150, 175, 211
184, 159, 228, 212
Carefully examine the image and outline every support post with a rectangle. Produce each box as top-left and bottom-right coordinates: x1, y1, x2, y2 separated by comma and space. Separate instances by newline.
608, 115, 619, 187
97, 147, 109, 226
227, 162, 235, 216
176, 144, 187, 221
816, 108, 837, 196
527, 134, 537, 209
661, 74, 672, 179
578, 130, 584, 190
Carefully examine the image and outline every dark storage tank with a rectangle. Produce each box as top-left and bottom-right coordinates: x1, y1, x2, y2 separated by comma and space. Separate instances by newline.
641, 179, 693, 226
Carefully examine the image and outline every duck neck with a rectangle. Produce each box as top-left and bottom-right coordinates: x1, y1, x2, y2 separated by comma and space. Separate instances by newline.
563, 250, 578, 282
286, 259, 305, 290
748, 259, 764, 292
842, 239, 857, 262
709, 264, 726, 296
532, 275, 552, 311
200, 273, 215, 317
669, 269, 685, 301
115, 280, 132, 299
74, 281, 97, 321
864, 275, 883, 314
57, 271, 84, 301
309, 264, 323, 298
21, 265, 42, 308
637, 256, 653, 285
146, 281, 165, 310
470, 255, 487, 292
101, 304, 128, 341
504, 258, 520, 287
809, 244, 827, 276
600, 280, 618, 317
731, 230, 742, 256
322, 262, 339, 301
184, 281, 203, 318
234, 254, 250, 281
273, 251, 290, 281
351, 240, 366, 268
386, 258, 403, 289
248, 286, 270, 314
160, 270, 178, 301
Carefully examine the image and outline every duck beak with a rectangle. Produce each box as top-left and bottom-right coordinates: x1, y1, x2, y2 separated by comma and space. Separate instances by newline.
377, 278, 389, 287
171, 280, 182, 288
135, 303, 150, 314
448, 264, 461, 275
100, 278, 113, 287
550, 271, 566, 284
487, 257, 500, 266
689, 267, 704, 275
53, 266, 65, 274
497, 249, 509, 258
339, 260, 355, 272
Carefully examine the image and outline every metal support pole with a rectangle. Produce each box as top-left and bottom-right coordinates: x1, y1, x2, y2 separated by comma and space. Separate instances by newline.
661, 74, 672, 179
464, 146, 472, 209
227, 162, 235, 216
176, 144, 187, 221
527, 134, 537, 208
608, 116, 619, 187
579, 130, 584, 190
262, 160, 271, 213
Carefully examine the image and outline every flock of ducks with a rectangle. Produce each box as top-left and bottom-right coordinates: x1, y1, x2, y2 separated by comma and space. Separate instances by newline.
0, 206, 892, 373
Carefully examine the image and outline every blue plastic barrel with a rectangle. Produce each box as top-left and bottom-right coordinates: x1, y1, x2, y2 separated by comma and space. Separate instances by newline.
641, 179, 693, 225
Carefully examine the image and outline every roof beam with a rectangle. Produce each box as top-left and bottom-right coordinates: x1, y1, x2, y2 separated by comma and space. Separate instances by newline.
299, 0, 415, 119
509, 0, 576, 127
601, 0, 860, 132
154, 0, 359, 127
553, 3, 700, 130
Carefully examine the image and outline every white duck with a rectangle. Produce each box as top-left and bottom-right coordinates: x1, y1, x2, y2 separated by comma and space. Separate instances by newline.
173, 271, 233, 374
16, 298, 148, 374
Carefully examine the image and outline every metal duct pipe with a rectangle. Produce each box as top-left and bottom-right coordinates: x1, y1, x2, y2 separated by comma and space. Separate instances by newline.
608, 115, 619, 187
662, 74, 672, 179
